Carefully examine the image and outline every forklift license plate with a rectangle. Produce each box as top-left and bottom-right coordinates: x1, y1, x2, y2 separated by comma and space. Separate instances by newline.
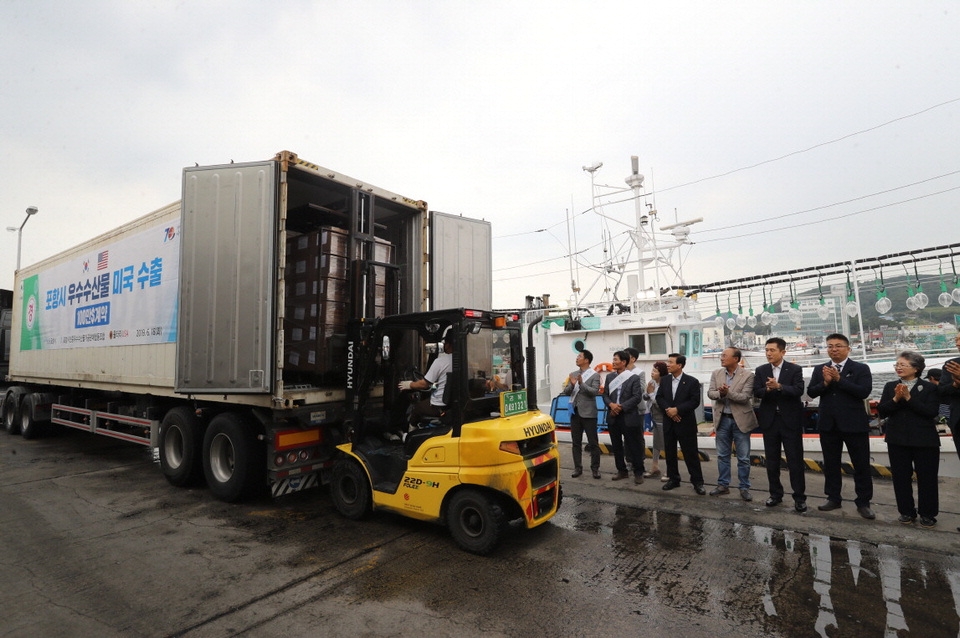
500, 390, 527, 417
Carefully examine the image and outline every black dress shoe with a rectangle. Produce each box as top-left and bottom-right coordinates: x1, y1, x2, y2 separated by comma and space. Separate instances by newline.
693, 483, 706, 495
818, 500, 842, 512
611, 471, 630, 481
592, 470, 601, 479
662, 480, 681, 491
794, 500, 808, 513
765, 497, 782, 507
857, 506, 876, 520
571, 468, 583, 478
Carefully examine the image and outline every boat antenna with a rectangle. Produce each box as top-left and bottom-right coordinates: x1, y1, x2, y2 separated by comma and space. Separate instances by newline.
647, 166, 662, 301
625, 156, 647, 300
564, 206, 580, 312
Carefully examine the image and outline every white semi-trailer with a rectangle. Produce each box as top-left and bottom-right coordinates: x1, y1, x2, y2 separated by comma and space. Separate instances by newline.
0, 151, 562, 554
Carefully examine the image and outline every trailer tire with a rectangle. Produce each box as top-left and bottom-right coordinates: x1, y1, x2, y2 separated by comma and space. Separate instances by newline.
446, 489, 507, 555
159, 407, 205, 487
202, 412, 265, 503
19, 394, 47, 440
330, 459, 372, 520
3, 390, 22, 435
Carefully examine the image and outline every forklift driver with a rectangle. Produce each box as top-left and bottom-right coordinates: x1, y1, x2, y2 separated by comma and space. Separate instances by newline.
398, 333, 454, 427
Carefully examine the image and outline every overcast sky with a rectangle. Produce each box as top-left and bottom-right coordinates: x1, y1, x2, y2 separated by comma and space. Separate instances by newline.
2, 1, 958, 310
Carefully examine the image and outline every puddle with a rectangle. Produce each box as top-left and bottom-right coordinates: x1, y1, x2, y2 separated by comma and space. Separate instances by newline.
552, 497, 960, 636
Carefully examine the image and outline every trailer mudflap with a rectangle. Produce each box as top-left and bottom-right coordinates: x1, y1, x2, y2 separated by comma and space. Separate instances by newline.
270, 472, 321, 498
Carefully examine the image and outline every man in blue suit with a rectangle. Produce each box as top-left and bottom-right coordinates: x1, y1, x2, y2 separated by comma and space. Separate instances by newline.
807, 333, 875, 519
754, 337, 807, 512
657, 353, 705, 494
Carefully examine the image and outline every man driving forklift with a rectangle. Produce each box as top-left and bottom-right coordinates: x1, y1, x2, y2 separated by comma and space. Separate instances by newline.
398, 332, 454, 427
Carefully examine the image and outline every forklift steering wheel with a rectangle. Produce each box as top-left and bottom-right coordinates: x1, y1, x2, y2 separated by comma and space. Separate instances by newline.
400, 366, 425, 384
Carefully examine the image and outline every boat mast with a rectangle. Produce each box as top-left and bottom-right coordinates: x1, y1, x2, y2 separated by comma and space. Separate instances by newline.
625, 156, 648, 304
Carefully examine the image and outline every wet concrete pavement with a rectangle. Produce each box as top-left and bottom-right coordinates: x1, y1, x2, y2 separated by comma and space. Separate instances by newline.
558, 437, 960, 556
4, 427, 960, 636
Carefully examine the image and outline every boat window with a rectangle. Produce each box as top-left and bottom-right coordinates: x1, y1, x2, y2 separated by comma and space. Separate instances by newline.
628, 334, 646, 354
692, 330, 702, 356
648, 333, 667, 354
678, 331, 689, 356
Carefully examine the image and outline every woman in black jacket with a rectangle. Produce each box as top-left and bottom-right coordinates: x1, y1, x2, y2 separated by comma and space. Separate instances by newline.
878, 351, 942, 527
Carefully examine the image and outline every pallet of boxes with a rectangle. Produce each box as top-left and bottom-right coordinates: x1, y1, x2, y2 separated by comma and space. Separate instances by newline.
283, 226, 395, 386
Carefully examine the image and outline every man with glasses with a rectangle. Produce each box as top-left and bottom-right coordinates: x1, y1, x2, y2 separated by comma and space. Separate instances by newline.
807, 333, 875, 519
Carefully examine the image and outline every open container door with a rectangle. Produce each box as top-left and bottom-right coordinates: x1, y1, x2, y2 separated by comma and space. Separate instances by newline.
177, 160, 277, 394
429, 211, 492, 311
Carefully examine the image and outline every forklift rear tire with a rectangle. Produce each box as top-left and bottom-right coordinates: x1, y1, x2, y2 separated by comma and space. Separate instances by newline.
330, 459, 372, 520
446, 489, 507, 555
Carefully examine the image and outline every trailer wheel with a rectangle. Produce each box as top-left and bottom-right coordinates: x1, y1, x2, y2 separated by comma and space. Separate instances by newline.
159, 407, 204, 487
3, 390, 21, 435
446, 489, 507, 555
202, 412, 265, 503
19, 394, 47, 440
330, 459, 372, 520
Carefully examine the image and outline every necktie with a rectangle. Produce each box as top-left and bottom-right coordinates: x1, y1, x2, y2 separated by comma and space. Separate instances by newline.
835, 364, 842, 374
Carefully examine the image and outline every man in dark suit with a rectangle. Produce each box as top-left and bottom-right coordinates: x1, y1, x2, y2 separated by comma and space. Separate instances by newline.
657, 353, 705, 494
807, 333, 875, 519
753, 337, 807, 512
619, 347, 648, 484
601, 351, 632, 480
938, 330, 960, 532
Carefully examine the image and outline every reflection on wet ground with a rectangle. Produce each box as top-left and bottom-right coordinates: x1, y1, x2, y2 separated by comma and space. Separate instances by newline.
552, 496, 960, 637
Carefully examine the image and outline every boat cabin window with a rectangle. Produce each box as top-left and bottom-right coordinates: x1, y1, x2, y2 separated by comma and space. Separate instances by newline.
628, 334, 646, 354
648, 333, 667, 355
678, 331, 689, 356
692, 330, 702, 356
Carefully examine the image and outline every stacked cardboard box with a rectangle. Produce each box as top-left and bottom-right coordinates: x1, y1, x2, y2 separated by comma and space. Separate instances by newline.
284, 227, 351, 376
282, 227, 396, 379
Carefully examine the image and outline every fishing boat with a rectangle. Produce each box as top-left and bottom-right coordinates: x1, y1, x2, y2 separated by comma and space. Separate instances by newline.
509, 156, 960, 475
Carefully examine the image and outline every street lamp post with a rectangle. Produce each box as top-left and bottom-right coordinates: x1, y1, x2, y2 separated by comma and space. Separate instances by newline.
6, 206, 38, 271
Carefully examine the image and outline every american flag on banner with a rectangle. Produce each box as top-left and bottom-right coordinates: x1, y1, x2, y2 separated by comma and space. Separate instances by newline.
97, 250, 109, 270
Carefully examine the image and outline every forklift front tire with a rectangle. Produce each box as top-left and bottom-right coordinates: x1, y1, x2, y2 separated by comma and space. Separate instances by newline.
330, 458, 372, 520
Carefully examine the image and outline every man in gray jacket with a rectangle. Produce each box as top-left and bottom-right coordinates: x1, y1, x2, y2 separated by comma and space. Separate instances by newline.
561, 349, 602, 479
707, 347, 759, 501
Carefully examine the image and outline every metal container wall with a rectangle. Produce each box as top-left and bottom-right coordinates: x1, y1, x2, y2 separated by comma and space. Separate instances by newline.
8, 203, 181, 394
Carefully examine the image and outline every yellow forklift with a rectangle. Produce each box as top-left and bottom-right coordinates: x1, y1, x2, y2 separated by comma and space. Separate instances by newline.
331, 308, 560, 554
